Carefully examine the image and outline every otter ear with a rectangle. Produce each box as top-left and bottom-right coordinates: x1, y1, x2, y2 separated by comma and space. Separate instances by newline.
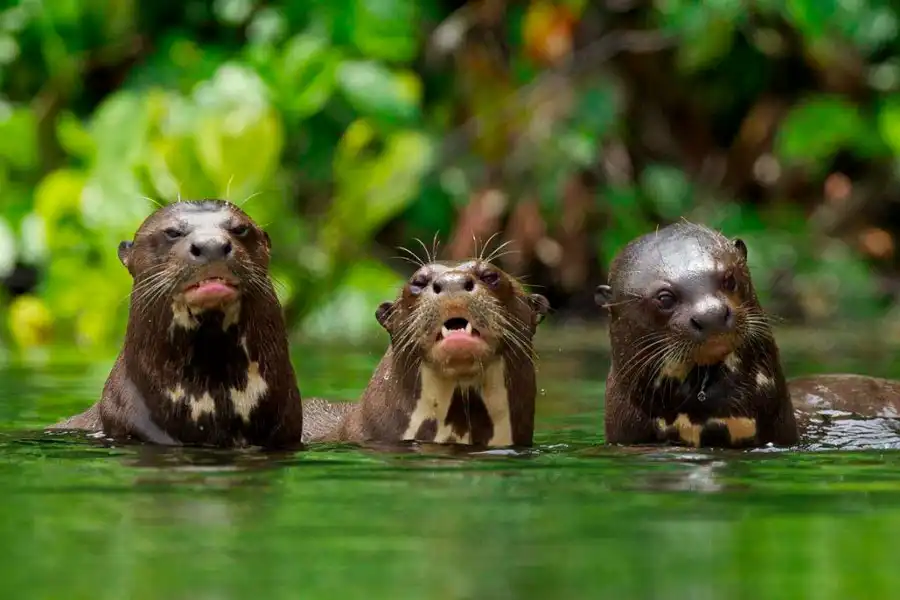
375, 301, 395, 331
117, 240, 133, 269
528, 293, 550, 326
594, 284, 612, 308
734, 238, 748, 260
262, 230, 271, 250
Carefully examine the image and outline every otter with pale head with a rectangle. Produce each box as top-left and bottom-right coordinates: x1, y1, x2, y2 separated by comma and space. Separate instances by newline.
302, 259, 550, 447
49, 199, 304, 448
595, 222, 799, 448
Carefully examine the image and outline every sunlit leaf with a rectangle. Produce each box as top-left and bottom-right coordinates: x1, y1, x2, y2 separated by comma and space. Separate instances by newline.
193, 107, 285, 199
89, 91, 150, 168
7, 295, 53, 349
337, 60, 421, 125
0, 215, 16, 278
55, 111, 95, 161
33, 169, 87, 227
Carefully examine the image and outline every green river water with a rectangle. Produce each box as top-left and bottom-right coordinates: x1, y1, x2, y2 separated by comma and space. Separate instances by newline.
1, 326, 900, 600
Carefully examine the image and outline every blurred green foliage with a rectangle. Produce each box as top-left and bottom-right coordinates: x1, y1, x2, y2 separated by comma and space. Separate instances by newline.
0, 0, 899, 353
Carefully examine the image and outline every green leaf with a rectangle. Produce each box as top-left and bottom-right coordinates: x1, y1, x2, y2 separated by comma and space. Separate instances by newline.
88, 91, 150, 168
303, 259, 405, 341
33, 169, 86, 227
0, 215, 16, 278
877, 97, 900, 157
350, 0, 419, 63
775, 95, 865, 165
193, 107, 285, 200
189, 64, 285, 198
640, 164, 693, 220
323, 120, 434, 253
785, 0, 838, 39
677, 16, 736, 72
337, 60, 421, 125
0, 106, 38, 171
56, 111, 95, 161
276, 32, 340, 119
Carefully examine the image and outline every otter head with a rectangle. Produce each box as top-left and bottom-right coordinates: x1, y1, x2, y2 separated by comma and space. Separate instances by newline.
119, 199, 271, 330
595, 223, 757, 372
375, 260, 549, 381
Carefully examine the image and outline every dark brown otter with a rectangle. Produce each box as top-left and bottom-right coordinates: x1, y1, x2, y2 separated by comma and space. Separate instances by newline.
48, 199, 304, 448
302, 260, 550, 447
789, 374, 900, 421
595, 222, 799, 448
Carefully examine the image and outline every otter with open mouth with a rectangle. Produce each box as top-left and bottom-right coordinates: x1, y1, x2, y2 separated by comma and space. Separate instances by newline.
595, 222, 799, 448
301, 259, 550, 447
49, 199, 305, 448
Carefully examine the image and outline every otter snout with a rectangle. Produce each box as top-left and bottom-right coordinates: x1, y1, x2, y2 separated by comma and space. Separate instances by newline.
431, 271, 476, 295
186, 234, 233, 264
688, 298, 734, 339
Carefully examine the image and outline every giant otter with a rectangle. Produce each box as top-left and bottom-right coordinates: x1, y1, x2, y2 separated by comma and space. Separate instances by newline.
595, 222, 799, 448
49, 200, 305, 448
302, 259, 550, 447
789, 374, 900, 423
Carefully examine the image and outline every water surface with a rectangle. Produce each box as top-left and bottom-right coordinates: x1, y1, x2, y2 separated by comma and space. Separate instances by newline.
2, 326, 900, 600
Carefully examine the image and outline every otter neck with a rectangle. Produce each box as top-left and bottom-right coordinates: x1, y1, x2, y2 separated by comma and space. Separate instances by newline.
123, 294, 286, 420
389, 350, 514, 447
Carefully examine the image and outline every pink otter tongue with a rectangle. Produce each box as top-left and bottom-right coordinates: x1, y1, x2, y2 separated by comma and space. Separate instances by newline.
185, 280, 237, 308
439, 321, 483, 353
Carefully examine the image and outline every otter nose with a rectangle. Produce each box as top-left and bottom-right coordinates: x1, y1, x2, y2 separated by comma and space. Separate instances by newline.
689, 300, 733, 336
188, 235, 233, 263
431, 272, 476, 295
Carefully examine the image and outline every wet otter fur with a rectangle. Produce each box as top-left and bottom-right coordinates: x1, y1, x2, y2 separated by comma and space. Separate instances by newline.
49, 199, 304, 448
596, 222, 799, 448
302, 259, 550, 447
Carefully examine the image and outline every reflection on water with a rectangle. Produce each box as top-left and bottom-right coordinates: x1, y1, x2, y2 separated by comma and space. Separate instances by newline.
802, 410, 900, 451
1, 328, 900, 599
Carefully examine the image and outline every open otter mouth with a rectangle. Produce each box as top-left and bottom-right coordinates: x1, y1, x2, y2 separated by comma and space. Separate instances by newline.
183, 276, 240, 309
433, 316, 488, 361
437, 317, 480, 341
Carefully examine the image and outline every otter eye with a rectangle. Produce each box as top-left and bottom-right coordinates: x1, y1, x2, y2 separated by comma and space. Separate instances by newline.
163, 227, 184, 241
409, 274, 429, 295
480, 270, 500, 287
230, 224, 250, 237
654, 290, 676, 311
723, 271, 737, 292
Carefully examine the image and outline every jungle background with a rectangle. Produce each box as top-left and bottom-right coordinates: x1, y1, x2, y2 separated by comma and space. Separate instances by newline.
1, 0, 899, 355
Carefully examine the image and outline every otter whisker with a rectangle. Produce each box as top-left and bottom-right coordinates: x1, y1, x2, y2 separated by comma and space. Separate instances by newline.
395, 246, 426, 268
430, 232, 441, 263
482, 303, 536, 364
238, 191, 263, 208
476, 231, 503, 263
413, 238, 434, 265
138, 195, 164, 209
225, 174, 235, 200
484, 239, 517, 265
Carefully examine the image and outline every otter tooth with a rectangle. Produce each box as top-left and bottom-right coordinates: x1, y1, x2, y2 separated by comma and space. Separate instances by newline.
441, 325, 451, 338
465, 322, 473, 335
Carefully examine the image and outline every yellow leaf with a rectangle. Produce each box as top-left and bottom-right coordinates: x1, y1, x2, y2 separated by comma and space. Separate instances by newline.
8, 295, 53, 348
